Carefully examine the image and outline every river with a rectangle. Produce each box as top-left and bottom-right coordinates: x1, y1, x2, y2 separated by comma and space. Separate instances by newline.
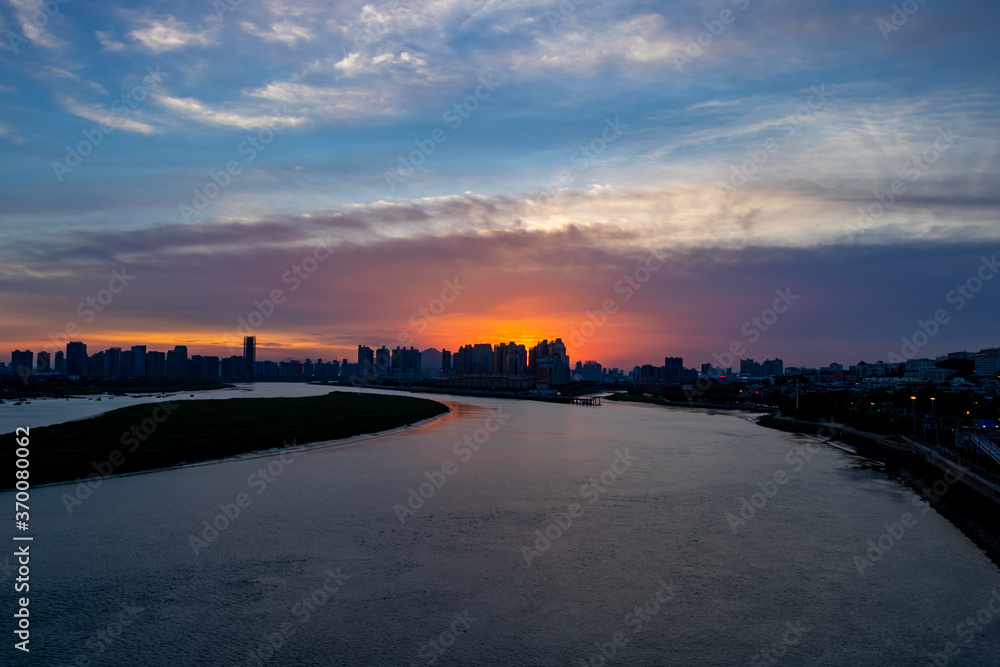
3, 384, 999, 665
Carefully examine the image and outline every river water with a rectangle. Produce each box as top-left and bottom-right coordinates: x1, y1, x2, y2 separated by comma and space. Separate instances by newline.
4, 384, 1000, 666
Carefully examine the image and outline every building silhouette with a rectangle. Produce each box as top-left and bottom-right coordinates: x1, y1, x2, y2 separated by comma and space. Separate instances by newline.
66, 342, 87, 377
243, 336, 256, 380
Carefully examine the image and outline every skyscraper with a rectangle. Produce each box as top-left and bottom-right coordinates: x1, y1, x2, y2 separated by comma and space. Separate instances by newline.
243, 336, 256, 380
375, 346, 391, 379
358, 345, 374, 378
146, 351, 166, 378
11, 350, 33, 378
663, 357, 683, 384
104, 347, 122, 378
131, 345, 146, 378
66, 341, 87, 377
166, 346, 188, 379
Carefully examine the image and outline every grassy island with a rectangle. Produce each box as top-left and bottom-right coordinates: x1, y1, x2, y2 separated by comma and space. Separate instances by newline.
2, 391, 449, 488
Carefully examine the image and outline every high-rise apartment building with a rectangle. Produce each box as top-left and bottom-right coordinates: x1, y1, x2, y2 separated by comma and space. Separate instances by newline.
243, 336, 256, 380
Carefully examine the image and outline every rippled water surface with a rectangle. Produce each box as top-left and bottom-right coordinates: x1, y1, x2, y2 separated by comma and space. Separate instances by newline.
7, 386, 1000, 666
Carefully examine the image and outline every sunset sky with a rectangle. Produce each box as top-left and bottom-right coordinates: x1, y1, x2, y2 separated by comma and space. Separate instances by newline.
1, 0, 998, 369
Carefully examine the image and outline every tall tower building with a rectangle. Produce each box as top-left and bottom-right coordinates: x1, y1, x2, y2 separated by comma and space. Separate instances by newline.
166, 346, 188, 379
243, 336, 256, 380
358, 345, 374, 378
131, 345, 146, 378
11, 350, 33, 376
66, 341, 87, 377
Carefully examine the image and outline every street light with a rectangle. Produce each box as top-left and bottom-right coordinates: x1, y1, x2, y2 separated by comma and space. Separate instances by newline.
911, 395, 917, 429
930, 397, 937, 444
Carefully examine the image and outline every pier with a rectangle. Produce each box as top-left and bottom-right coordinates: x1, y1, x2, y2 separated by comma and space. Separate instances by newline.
570, 396, 601, 406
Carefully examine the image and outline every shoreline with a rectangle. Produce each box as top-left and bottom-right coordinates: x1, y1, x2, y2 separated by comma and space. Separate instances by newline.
756, 413, 1000, 570
603, 392, 774, 412
318, 381, 602, 404
1, 391, 449, 490
584, 393, 1000, 570
18, 408, 451, 491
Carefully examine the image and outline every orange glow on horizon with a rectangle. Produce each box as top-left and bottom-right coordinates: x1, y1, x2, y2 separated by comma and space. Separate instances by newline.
10, 307, 664, 368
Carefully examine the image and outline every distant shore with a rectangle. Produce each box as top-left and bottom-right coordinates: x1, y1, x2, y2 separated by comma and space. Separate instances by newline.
603, 392, 775, 412
321, 381, 603, 404
0, 377, 235, 400
1, 391, 449, 489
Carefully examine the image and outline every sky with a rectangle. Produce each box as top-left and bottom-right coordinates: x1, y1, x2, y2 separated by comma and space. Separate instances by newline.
0, 0, 998, 369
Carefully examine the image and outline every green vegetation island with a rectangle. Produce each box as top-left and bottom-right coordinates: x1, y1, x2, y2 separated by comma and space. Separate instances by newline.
2, 391, 449, 489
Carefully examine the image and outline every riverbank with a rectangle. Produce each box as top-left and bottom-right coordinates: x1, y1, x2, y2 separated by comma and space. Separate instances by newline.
320, 381, 600, 404
0, 377, 234, 399
605, 392, 775, 412
757, 413, 1000, 570
2, 391, 449, 488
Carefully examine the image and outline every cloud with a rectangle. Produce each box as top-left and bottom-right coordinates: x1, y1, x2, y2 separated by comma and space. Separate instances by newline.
95, 30, 126, 52
0, 126, 25, 145
8, 0, 66, 48
155, 94, 308, 130
59, 97, 161, 135
128, 15, 216, 52
45, 66, 107, 93
245, 81, 402, 121
240, 20, 313, 45
1, 214, 996, 367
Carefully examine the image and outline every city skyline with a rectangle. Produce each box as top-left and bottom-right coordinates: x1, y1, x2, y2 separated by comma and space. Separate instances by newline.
6, 334, 998, 381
